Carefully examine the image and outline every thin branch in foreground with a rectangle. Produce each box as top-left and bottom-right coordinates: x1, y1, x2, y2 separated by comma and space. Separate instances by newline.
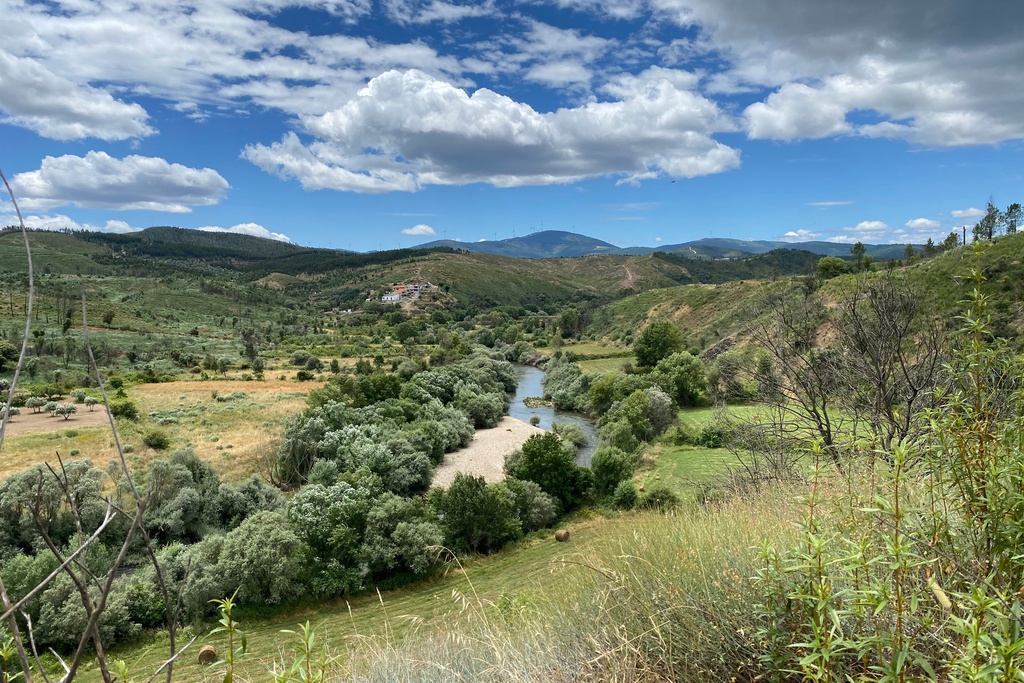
0, 164, 37, 683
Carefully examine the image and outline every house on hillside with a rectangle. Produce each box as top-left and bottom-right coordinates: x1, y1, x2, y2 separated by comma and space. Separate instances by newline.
381, 281, 438, 302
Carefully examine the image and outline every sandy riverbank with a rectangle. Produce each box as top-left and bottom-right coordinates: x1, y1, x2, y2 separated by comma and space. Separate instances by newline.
432, 416, 546, 487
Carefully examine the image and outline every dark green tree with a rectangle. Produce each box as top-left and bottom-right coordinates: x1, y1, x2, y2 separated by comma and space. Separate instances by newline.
1004, 202, 1022, 235
437, 473, 521, 555
973, 199, 1000, 240
850, 241, 866, 271
633, 320, 683, 368
816, 256, 850, 279
506, 432, 591, 510
652, 352, 707, 407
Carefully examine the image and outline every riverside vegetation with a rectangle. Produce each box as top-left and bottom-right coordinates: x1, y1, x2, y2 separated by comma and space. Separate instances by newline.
1, 200, 1024, 681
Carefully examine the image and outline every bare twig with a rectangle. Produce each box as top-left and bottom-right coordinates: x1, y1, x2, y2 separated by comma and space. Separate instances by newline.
0, 163, 37, 683
143, 632, 200, 683
20, 611, 49, 683
0, 503, 115, 623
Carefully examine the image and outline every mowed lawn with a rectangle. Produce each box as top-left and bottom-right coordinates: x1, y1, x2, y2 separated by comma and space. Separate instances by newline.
110, 513, 650, 682
636, 405, 769, 493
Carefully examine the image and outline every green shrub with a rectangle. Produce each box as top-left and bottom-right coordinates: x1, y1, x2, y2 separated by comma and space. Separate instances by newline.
437, 473, 522, 555
110, 400, 139, 420
639, 485, 680, 510
612, 480, 638, 509
142, 429, 171, 451
591, 447, 636, 499
695, 424, 727, 449
633, 320, 683, 368
506, 432, 592, 511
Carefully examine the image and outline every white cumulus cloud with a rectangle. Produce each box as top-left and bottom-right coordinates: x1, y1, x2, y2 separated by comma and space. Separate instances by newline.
402, 224, 437, 236
0, 50, 154, 140
828, 220, 891, 243
668, 0, 1024, 145
0, 212, 140, 234
952, 207, 985, 221
11, 152, 229, 213
245, 68, 739, 192
197, 223, 294, 243
782, 229, 821, 241
746, 82, 852, 140
905, 217, 940, 230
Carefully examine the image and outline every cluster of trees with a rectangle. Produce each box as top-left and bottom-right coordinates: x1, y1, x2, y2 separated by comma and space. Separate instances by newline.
0, 346, 594, 660
972, 199, 1022, 241
816, 236, 964, 280
538, 322, 714, 504
0, 451, 285, 653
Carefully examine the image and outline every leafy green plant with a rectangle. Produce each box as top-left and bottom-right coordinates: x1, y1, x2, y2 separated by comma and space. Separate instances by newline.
0, 629, 23, 683
210, 591, 247, 683
272, 621, 339, 683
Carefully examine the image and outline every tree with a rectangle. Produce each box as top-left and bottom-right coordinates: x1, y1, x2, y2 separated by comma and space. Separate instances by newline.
633, 320, 683, 368
360, 494, 443, 577
1004, 202, 1022, 235
506, 432, 591, 510
437, 473, 521, 555
287, 481, 372, 594
542, 355, 587, 410
101, 310, 115, 327
816, 256, 850, 279
54, 402, 77, 420
0, 340, 17, 372
942, 231, 961, 251
973, 199, 1000, 240
216, 511, 308, 605
590, 447, 635, 499
850, 241, 866, 271
749, 277, 944, 468
651, 352, 707, 407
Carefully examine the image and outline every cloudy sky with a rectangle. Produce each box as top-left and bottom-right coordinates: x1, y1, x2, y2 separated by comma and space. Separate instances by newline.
1, 0, 1021, 250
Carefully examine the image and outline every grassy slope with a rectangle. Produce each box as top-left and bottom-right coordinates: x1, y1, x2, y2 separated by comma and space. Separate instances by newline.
0, 231, 113, 276
312, 251, 695, 309
589, 277, 793, 347
114, 492, 800, 682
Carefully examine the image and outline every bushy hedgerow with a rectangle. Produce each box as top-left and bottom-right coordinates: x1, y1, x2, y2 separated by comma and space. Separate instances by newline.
0, 345, 551, 655
542, 355, 589, 411
273, 352, 509, 488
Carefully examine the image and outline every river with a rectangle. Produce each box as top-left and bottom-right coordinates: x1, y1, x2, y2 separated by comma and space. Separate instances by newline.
507, 364, 599, 466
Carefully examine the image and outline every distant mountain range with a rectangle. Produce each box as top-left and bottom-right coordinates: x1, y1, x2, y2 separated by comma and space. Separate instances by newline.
417, 230, 915, 260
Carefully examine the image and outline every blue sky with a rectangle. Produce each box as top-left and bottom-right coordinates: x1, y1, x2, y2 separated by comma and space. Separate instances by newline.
1, 0, 1021, 250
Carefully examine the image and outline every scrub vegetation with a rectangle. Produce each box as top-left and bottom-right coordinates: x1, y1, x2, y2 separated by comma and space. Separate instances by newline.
2, 201, 1024, 682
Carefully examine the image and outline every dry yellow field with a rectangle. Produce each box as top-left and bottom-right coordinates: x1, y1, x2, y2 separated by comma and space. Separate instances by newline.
0, 379, 316, 481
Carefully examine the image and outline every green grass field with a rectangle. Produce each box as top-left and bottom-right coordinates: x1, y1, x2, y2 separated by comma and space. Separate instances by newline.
108, 513, 645, 680
107, 489, 801, 682
635, 405, 770, 494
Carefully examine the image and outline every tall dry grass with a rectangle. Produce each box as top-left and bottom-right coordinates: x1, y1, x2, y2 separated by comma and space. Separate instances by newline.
296, 491, 801, 683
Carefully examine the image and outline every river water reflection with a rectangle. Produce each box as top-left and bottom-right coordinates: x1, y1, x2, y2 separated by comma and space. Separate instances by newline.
507, 365, 599, 466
